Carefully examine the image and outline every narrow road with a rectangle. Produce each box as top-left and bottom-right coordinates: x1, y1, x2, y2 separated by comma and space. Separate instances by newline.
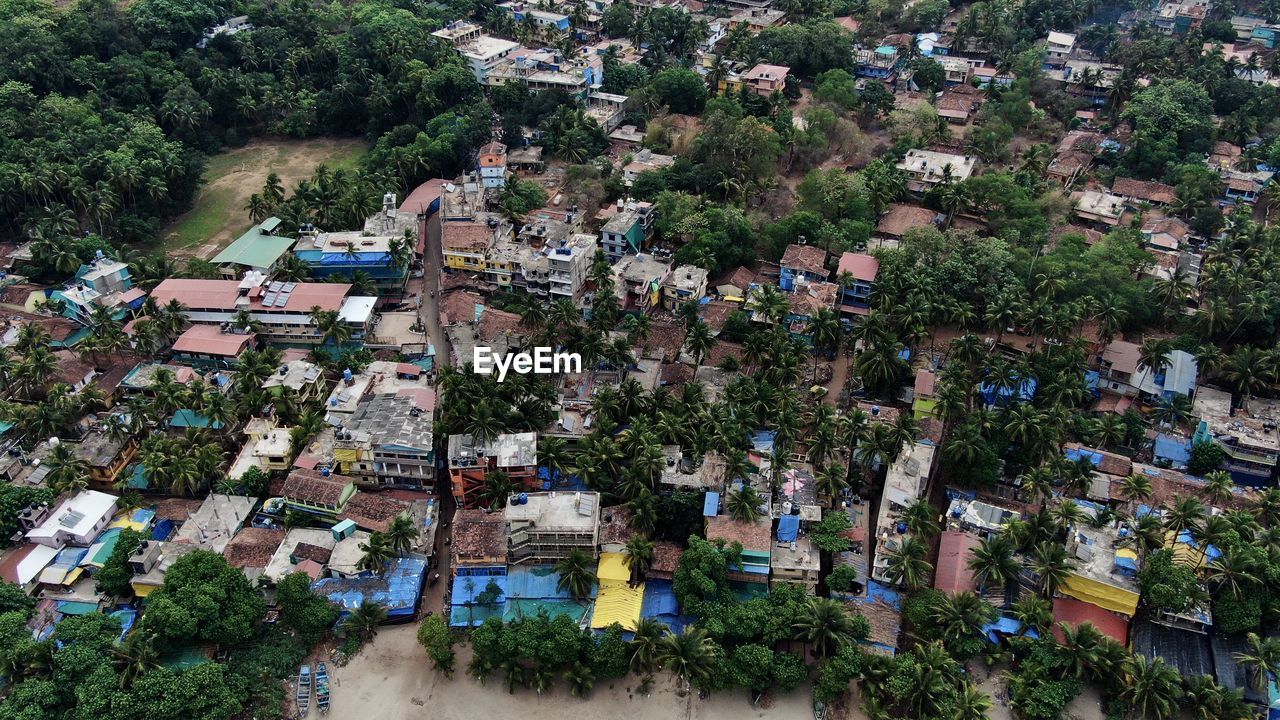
418, 214, 452, 370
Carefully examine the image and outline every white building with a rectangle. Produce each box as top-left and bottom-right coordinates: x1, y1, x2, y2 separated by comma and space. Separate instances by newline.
1045, 31, 1077, 66
23, 490, 118, 548
895, 149, 978, 193
870, 442, 936, 586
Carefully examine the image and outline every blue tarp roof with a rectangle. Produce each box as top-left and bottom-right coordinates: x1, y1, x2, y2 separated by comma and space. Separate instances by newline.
777, 514, 800, 542
1065, 448, 1104, 467
505, 566, 583, 599
1114, 555, 1139, 571
982, 616, 1039, 643
640, 580, 692, 634
312, 556, 426, 617
703, 492, 720, 517
451, 575, 508, 605
1154, 434, 1191, 465
150, 519, 175, 541
110, 608, 137, 641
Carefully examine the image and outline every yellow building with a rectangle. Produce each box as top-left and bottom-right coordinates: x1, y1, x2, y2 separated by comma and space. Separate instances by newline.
443, 220, 497, 271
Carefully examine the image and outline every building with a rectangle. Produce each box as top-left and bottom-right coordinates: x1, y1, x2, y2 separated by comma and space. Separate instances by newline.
172, 494, 257, 554
448, 432, 539, 508
1072, 190, 1126, 226
600, 201, 654, 260
1048, 131, 1104, 185
1112, 177, 1177, 207
543, 233, 596, 303
52, 253, 143, 326
836, 252, 878, 318
779, 244, 828, 291
613, 252, 672, 312
896, 150, 978, 193
148, 273, 376, 346
623, 149, 676, 186
856, 45, 900, 80
771, 533, 820, 593
1044, 31, 1076, 67
870, 442, 935, 586
333, 393, 435, 489
935, 85, 983, 124
452, 508, 509, 572
210, 217, 296, 279
443, 217, 508, 271
129, 541, 199, 597
273, 468, 358, 516
74, 430, 138, 491
1193, 387, 1280, 486
228, 418, 293, 481
705, 514, 771, 585
661, 265, 709, 310
738, 63, 790, 96
261, 359, 328, 404
875, 204, 941, 243
171, 324, 255, 368
506, 491, 601, 564
433, 22, 522, 83
477, 141, 508, 189
1059, 518, 1141, 617
294, 227, 411, 298
23, 490, 118, 548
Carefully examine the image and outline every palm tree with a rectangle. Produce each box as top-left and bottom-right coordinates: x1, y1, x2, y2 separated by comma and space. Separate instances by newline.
793, 597, 860, 657
657, 627, 718, 690
385, 513, 419, 556
930, 591, 996, 650
1029, 541, 1073, 597
341, 601, 388, 642
554, 549, 598, 601
1164, 496, 1206, 535
46, 441, 90, 495
1235, 632, 1280, 693
967, 536, 1019, 595
564, 661, 594, 698
684, 320, 713, 365
725, 485, 762, 523
883, 536, 932, 591
357, 532, 395, 575
1120, 654, 1183, 720
624, 536, 655, 585
1203, 470, 1235, 506
815, 462, 848, 506
901, 499, 940, 540
953, 682, 993, 720
111, 630, 160, 689
1010, 596, 1053, 635
629, 617, 668, 674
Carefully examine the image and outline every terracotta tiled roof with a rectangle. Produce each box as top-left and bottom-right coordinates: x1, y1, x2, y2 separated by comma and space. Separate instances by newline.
698, 300, 737, 332
660, 362, 696, 386
705, 515, 771, 552
273, 468, 352, 507
705, 341, 745, 368
781, 244, 828, 276
452, 508, 508, 560
1112, 177, 1177, 205
598, 505, 635, 546
339, 492, 411, 533
837, 253, 879, 281
1052, 597, 1129, 644
477, 308, 523, 342
716, 266, 757, 291
641, 320, 684, 362
877, 204, 939, 237
439, 290, 484, 327
293, 542, 333, 565
934, 531, 980, 593
223, 528, 285, 569
442, 222, 494, 253
648, 541, 684, 577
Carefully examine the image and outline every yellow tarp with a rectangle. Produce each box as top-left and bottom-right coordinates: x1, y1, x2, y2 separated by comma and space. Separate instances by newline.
132, 581, 161, 598
1059, 574, 1139, 616
597, 552, 631, 583
110, 513, 149, 532
334, 448, 363, 463
591, 580, 644, 631
1163, 530, 1208, 569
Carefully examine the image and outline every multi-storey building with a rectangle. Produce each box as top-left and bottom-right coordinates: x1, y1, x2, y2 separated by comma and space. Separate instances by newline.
1193, 387, 1280, 487
448, 432, 539, 508
52, 253, 144, 325
334, 394, 435, 490
477, 141, 508, 189
506, 491, 601, 565
600, 201, 654, 260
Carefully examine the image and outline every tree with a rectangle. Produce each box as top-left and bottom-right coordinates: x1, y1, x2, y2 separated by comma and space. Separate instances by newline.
968, 536, 1019, 595
277, 572, 340, 646
630, 617, 668, 674
555, 549, 598, 601
141, 550, 266, 647
1120, 654, 1183, 720
96, 528, 145, 598
357, 532, 395, 575
341, 601, 388, 643
793, 597, 866, 657
1138, 550, 1203, 615
725, 486, 763, 523
883, 536, 931, 591
0, 582, 34, 618
1188, 439, 1227, 476
418, 614, 456, 677
1029, 541, 1073, 597
624, 536, 655, 585
385, 513, 419, 556
651, 68, 708, 115
658, 626, 719, 690
1234, 632, 1280, 694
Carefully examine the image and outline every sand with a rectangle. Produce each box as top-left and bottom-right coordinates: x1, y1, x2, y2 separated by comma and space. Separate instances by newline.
325, 624, 828, 720
324, 626, 1109, 720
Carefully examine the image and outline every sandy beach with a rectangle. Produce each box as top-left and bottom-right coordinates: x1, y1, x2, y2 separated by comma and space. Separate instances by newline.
324, 625, 1108, 720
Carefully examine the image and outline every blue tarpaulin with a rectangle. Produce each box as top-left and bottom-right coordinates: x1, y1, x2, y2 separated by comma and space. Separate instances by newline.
777, 514, 800, 542
1065, 448, 1104, 467
312, 556, 426, 618
451, 575, 507, 604
982, 616, 1039, 643
505, 566, 582, 599
1154, 434, 1191, 466
703, 492, 720, 517
150, 519, 175, 541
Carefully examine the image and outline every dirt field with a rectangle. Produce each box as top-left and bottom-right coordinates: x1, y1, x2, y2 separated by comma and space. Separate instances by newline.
323, 624, 832, 720
161, 137, 367, 258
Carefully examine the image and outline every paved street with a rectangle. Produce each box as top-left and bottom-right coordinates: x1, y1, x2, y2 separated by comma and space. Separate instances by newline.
418, 214, 451, 372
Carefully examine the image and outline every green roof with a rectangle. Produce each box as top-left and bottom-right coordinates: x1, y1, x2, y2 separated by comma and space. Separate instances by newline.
211, 218, 295, 268
169, 409, 222, 429
56, 601, 100, 616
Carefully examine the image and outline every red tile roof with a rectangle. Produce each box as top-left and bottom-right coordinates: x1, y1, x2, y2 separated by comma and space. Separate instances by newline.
223, 528, 285, 569
837, 252, 879, 281
150, 279, 349, 312
781, 244, 828, 276
272, 468, 352, 507
705, 515, 771, 552
339, 492, 411, 533
172, 325, 254, 356
399, 179, 445, 214
933, 531, 980, 593
439, 290, 484, 327
1052, 597, 1130, 644
1112, 177, 1177, 205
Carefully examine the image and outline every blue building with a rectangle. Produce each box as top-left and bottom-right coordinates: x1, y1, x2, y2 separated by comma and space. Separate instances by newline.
836, 252, 878, 319
51, 252, 143, 326
294, 228, 410, 298
779, 244, 829, 292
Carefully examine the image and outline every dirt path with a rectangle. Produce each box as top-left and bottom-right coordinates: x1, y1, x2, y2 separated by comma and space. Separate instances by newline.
161, 137, 366, 259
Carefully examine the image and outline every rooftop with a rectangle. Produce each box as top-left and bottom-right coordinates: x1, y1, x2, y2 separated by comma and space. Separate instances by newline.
505, 491, 601, 531
1195, 387, 1280, 452
264, 528, 336, 582
149, 277, 350, 313
771, 535, 820, 572
780, 244, 828, 276
896, 149, 978, 182
452, 508, 508, 561
664, 264, 709, 292
837, 252, 879, 281
172, 494, 257, 553
274, 468, 353, 507
172, 324, 255, 357
705, 515, 771, 552
222, 527, 285, 569
338, 394, 434, 453
261, 360, 325, 392
211, 219, 295, 268
25, 490, 117, 544
74, 431, 128, 468
933, 531, 980, 593
1112, 177, 1177, 205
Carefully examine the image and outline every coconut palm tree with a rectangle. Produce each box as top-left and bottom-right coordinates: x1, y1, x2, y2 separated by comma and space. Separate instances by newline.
1009, 596, 1053, 635
111, 630, 160, 689
967, 536, 1019, 595
341, 601, 388, 642
1164, 496, 1206, 535
564, 661, 594, 698
815, 462, 848, 506
1235, 632, 1280, 693
629, 617, 668, 674
883, 536, 932, 591
624, 536, 655, 585
683, 320, 713, 365
953, 682, 993, 720
1120, 654, 1183, 720
1203, 470, 1235, 506
725, 486, 763, 523
627, 491, 658, 535
46, 441, 90, 496
1029, 541, 1073, 597
385, 513, 419, 556
930, 591, 996, 650
357, 532, 395, 575
657, 627, 718, 690
901, 499, 940, 540
793, 597, 860, 657
554, 549, 598, 601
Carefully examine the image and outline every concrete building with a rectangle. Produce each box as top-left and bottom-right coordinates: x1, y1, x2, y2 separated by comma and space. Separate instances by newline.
261, 360, 328, 404
623, 149, 676, 186
1193, 387, 1280, 486
129, 541, 199, 598
334, 393, 435, 489
779, 244, 828, 292
228, 417, 294, 481
836, 252, 878, 318
1044, 31, 1076, 67
1059, 517, 1141, 617
448, 432, 539, 508
272, 468, 357, 516
443, 216, 509, 271
22, 490, 118, 548
870, 442, 935, 587
1072, 190, 1126, 227
171, 324, 255, 368
771, 535, 820, 593
896, 150, 978, 193
294, 226, 411, 299
661, 264, 709, 310
477, 141, 509, 189
600, 201, 655, 260
173, 494, 257, 554
74, 430, 138, 491
614, 253, 672, 311
433, 22, 521, 83
148, 273, 376, 346
52, 253, 143, 326
506, 491, 601, 564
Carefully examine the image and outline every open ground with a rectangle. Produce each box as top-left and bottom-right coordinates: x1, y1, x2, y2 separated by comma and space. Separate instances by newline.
160, 137, 367, 258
